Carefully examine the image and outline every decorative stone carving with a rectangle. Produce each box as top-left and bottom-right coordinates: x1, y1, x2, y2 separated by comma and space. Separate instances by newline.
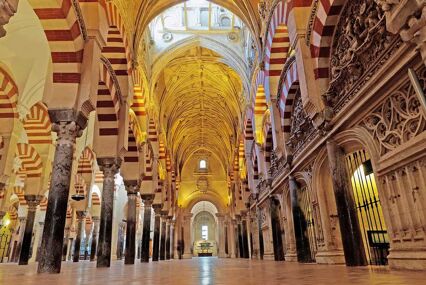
362, 67, 426, 155
375, 0, 401, 12
287, 90, 316, 157
325, 0, 400, 111
0, 0, 18, 38
196, 176, 208, 193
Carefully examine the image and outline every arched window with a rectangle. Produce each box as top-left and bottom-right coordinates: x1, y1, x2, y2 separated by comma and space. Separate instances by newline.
199, 159, 207, 169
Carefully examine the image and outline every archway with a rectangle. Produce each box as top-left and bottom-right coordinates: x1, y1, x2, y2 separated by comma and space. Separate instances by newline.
190, 201, 219, 257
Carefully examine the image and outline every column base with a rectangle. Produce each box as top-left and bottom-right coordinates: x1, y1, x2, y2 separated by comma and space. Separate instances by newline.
388, 249, 426, 270
182, 253, 193, 259
315, 250, 345, 264
218, 253, 227, 258
284, 253, 298, 262
263, 252, 275, 261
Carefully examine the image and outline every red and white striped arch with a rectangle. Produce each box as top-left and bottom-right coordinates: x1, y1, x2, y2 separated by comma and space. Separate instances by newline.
278, 59, 299, 137
310, 0, 346, 90
77, 147, 94, 175
15, 143, 43, 178
28, 0, 85, 102
92, 191, 101, 206
264, 1, 290, 99
123, 125, 139, 164
148, 119, 158, 143
13, 186, 27, 206
23, 102, 52, 145
0, 67, 18, 121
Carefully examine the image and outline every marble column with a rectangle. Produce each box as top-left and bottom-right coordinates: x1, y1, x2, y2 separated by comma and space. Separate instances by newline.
73, 211, 86, 262
326, 140, 367, 266
289, 176, 312, 263
96, 158, 121, 268
151, 204, 162, 262
216, 214, 226, 258
90, 217, 100, 261
182, 214, 193, 259
38, 119, 83, 274
140, 194, 154, 262
241, 214, 250, 259
19, 195, 42, 265
62, 227, 70, 261
124, 180, 138, 265
35, 221, 44, 262
165, 216, 172, 260
236, 215, 243, 258
159, 211, 167, 260
170, 220, 175, 259
228, 219, 237, 258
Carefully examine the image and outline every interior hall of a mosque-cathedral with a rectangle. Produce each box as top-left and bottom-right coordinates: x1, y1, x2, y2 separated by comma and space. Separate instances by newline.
0, 0, 425, 275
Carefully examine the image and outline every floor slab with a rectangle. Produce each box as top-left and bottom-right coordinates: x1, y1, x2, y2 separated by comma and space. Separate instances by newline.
0, 258, 425, 285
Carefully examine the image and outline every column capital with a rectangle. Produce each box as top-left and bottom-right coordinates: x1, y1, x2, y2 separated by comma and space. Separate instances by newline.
0, 0, 19, 38
97, 157, 121, 179
124, 180, 140, 195
141, 194, 155, 206
160, 210, 169, 218
92, 216, 100, 222
152, 204, 163, 215
24, 195, 43, 212
76, 210, 87, 220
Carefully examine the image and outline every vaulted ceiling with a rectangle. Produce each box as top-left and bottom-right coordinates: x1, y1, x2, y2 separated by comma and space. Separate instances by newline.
154, 46, 243, 171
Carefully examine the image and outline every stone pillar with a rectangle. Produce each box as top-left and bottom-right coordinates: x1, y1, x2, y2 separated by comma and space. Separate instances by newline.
62, 227, 70, 261
124, 180, 138, 265
38, 119, 83, 274
165, 216, 172, 260
140, 194, 154, 262
151, 204, 162, 262
96, 158, 121, 268
170, 220, 175, 259
90, 217, 100, 261
241, 214, 250, 259
326, 140, 367, 266
19, 195, 42, 265
228, 219, 237, 258
182, 214, 193, 259
236, 215, 243, 258
159, 211, 167, 260
34, 221, 44, 262
216, 214, 226, 258
72, 211, 86, 262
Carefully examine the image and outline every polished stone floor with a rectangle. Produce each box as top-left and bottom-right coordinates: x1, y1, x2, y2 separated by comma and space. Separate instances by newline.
0, 258, 424, 285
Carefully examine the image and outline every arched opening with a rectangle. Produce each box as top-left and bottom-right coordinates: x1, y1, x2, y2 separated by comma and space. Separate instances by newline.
190, 201, 219, 257
345, 149, 389, 266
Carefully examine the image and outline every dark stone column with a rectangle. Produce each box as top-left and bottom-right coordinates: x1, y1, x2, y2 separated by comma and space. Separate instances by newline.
270, 197, 285, 261
289, 176, 312, 263
90, 217, 100, 261
159, 211, 167, 260
326, 140, 367, 266
19, 195, 42, 265
62, 227, 70, 261
170, 220, 175, 259
152, 204, 162, 262
236, 215, 243, 258
124, 180, 139, 265
73, 211, 86, 262
38, 118, 84, 274
140, 194, 154, 262
96, 158, 121, 268
36, 221, 45, 262
241, 215, 250, 259
165, 216, 172, 260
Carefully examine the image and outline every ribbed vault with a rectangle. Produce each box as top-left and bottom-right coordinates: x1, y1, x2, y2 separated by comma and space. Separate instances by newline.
154, 46, 244, 171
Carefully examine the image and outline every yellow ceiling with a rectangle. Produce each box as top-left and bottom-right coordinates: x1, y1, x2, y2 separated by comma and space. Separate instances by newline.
155, 46, 243, 171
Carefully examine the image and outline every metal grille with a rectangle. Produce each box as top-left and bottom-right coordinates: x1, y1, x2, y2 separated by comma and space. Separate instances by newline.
345, 150, 389, 266
299, 186, 317, 262
0, 230, 11, 263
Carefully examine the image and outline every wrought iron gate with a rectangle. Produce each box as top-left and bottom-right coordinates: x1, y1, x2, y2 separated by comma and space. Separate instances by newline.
345, 150, 389, 265
0, 229, 11, 263
298, 186, 317, 262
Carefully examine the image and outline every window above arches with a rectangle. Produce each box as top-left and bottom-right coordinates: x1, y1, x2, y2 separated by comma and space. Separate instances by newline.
199, 159, 207, 169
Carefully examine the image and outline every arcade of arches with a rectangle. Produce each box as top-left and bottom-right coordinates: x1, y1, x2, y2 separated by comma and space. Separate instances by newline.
0, 0, 426, 282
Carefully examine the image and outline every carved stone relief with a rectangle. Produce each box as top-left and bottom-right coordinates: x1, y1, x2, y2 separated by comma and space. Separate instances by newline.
362, 67, 426, 155
325, 0, 401, 112
287, 90, 317, 158
0, 0, 18, 38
